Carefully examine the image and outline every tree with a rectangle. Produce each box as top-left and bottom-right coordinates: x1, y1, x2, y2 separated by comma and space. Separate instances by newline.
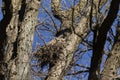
100, 23, 120, 80
88, 0, 120, 80
0, 0, 40, 80
0, 0, 120, 80
33, 0, 120, 80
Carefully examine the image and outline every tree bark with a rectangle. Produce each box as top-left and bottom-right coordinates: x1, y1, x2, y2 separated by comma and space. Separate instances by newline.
101, 27, 120, 80
88, 0, 120, 80
43, 0, 91, 80
35, 0, 108, 80
0, 0, 40, 80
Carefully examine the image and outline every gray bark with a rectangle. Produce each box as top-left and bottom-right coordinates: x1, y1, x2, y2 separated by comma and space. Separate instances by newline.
88, 0, 120, 80
0, 0, 40, 80
100, 27, 120, 80
34, 0, 111, 80
35, 0, 91, 80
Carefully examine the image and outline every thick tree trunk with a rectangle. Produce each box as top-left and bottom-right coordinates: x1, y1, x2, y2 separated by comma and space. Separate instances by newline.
88, 0, 120, 80
0, 0, 40, 80
101, 27, 120, 80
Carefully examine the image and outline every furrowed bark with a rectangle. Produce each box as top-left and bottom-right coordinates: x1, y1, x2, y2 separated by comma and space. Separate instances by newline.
101, 26, 120, 80
0, 0, 12, 79
88, 0, 120, 80
0, 0, 40, 80
16, 1, 40, 80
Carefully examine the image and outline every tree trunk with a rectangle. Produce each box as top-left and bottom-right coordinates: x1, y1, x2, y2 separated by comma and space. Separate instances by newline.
42, 0, 90, 80
34, 0, 109, 80
100, 27, 120, 80
88, 0, 120, 80
0, 0, 40, 80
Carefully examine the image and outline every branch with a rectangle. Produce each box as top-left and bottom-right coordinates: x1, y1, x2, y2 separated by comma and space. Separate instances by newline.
89, 0, 120, 80
67, 70, 89, 76
74, 64, 90, 69
42, 5, 58, 31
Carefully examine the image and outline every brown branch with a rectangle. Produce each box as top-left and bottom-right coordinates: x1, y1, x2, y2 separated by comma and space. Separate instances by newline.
67, 70, 89, 76
88, 0, 120, 80
74, 64, 90, 69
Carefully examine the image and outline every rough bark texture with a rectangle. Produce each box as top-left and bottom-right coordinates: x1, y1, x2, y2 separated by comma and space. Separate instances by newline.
34, 0, 115, 80
38, 0, 90, 80
0, 0, 12, 79
88, 0, 120, 80
100, 27, 120, 80
0, 0, 40, 80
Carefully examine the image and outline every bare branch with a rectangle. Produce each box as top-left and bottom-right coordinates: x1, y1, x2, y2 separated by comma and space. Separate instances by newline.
67, 70, 89, 76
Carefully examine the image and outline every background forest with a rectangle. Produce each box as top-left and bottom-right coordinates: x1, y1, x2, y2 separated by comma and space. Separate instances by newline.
0, 0, 120, 80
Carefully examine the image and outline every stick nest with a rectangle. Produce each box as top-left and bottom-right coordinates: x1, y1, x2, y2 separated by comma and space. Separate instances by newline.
34, 38, 67, 69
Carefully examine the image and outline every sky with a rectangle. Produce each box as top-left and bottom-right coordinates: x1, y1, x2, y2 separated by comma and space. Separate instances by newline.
0, 0, 119, 80
0, 0, 3, 20
32, 0, 93, 79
